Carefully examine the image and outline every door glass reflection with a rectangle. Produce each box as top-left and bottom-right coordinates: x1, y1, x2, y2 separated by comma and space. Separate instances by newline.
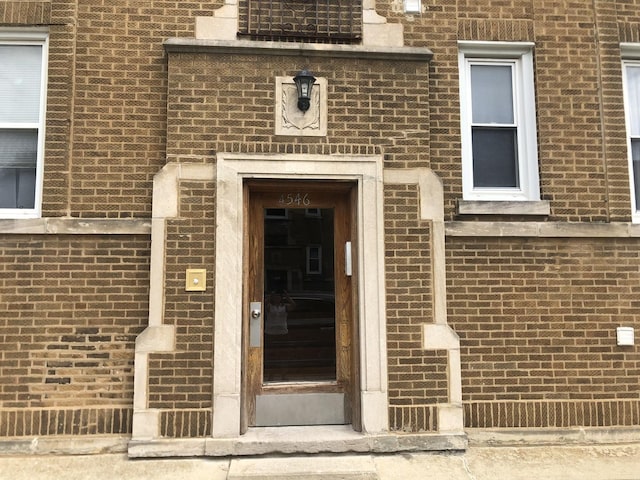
263, 208, 336, 383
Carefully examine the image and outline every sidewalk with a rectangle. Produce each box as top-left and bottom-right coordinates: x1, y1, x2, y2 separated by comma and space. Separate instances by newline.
0, 441, 638, 480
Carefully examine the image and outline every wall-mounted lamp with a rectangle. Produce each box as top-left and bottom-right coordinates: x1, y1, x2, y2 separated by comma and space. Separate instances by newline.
293, 69, 316, 112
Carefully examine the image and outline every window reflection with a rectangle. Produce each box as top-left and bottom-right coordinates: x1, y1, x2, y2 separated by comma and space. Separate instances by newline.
263, 208, 336, 383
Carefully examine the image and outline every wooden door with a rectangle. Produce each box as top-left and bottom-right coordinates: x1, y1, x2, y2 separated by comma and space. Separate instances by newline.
242, 180, 358, 429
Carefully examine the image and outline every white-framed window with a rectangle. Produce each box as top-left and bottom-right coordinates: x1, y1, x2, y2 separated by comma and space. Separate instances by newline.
306, 245, 321, 274
305, 208, 321, 217
621, 44, 640, 222
0, 30, 48, 218
458, 41, 540, 201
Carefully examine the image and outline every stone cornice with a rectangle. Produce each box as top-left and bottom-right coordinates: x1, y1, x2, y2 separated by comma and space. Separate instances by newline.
163, 38, 433, 62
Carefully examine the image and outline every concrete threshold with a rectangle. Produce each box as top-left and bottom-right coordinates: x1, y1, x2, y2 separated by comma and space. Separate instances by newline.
228, 454, 379, 480
128, 425, 467, 458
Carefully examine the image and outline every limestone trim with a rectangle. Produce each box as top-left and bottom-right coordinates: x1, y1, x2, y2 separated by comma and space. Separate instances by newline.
131, 163, 215, 441
213, 153, 388, 438
5, 218, 640, 239
195, 0, 238, 41
275, 76, 328, 137
195, 0, 407, 48
457, 200, 551, 216
383, 168, 464, 434
0, 218, 151, 234
164, 38, 432, 62
446, 221, 640, 238
362, 0, 404, 47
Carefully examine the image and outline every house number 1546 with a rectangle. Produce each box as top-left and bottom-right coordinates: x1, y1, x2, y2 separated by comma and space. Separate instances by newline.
278, 193, 311, 206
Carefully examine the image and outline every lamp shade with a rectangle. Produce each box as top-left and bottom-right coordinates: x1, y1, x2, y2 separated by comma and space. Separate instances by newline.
293, 69, 316, 112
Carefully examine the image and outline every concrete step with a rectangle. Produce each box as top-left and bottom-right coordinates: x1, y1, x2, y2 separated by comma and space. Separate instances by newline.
227, 454, 379, 480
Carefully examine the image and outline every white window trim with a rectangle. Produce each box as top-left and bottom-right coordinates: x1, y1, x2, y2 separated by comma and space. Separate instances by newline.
621, 44, 640, 223
0, 29, 48, 219
458, 41, 540, 202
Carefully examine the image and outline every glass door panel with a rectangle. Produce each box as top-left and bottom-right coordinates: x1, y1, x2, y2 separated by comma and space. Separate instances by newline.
263, 208, 336, 383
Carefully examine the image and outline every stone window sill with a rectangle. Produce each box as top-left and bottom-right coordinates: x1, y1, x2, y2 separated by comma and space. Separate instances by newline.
457, 200, 551, 216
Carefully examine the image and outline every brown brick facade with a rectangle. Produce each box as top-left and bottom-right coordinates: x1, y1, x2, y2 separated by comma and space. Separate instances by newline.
147, 182, 216, 415
448, 237, 640, 428
0, 0, 639, 445
165, 52, 429, 167
0, 235, 149, 436
0, 1, 50, 24
384, 184, 446, 432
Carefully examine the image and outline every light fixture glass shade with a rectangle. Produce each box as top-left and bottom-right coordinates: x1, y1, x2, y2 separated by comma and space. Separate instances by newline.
293, 69, 316, 112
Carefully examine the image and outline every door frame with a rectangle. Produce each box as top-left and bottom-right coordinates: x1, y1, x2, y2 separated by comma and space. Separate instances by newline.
212, 153, 388, 438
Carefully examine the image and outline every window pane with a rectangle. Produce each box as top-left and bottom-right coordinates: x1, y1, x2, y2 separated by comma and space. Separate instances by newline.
307, 245, 322, 274
632, 139, 640, 211
264, 208, 336, 383
472, 127, 519, 188
471, 64, 514, 124
0, 45, 43, 123
0, 168, 36, 208
0, 129, 38, 168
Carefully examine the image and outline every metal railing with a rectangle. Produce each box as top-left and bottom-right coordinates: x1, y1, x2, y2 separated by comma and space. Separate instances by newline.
239, 0, 362, 43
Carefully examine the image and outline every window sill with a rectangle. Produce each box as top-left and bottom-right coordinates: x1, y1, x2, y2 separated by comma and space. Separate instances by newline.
457, 200, 550, 216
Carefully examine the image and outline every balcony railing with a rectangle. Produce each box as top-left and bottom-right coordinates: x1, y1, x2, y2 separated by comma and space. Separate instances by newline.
239, 0, 362, 43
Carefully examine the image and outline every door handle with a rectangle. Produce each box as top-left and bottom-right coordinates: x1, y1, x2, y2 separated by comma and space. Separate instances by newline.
249, 301, 261, 347
345, 241, 352, 277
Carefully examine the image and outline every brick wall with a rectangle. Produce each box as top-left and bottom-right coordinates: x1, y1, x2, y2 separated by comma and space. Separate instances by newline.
447, 237, 640, 428
384, 184, 446, 432
2, 0, 640, 441
36, 0, 220, 217
0, 235, 150, 436
104, 0, 640, 435
400, 0, 640, 222
166, 53, 430, 168
147, 181, 215, 436
533, 3, 609, 222
0, 1, 50, 24
162, 52, 432, 435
